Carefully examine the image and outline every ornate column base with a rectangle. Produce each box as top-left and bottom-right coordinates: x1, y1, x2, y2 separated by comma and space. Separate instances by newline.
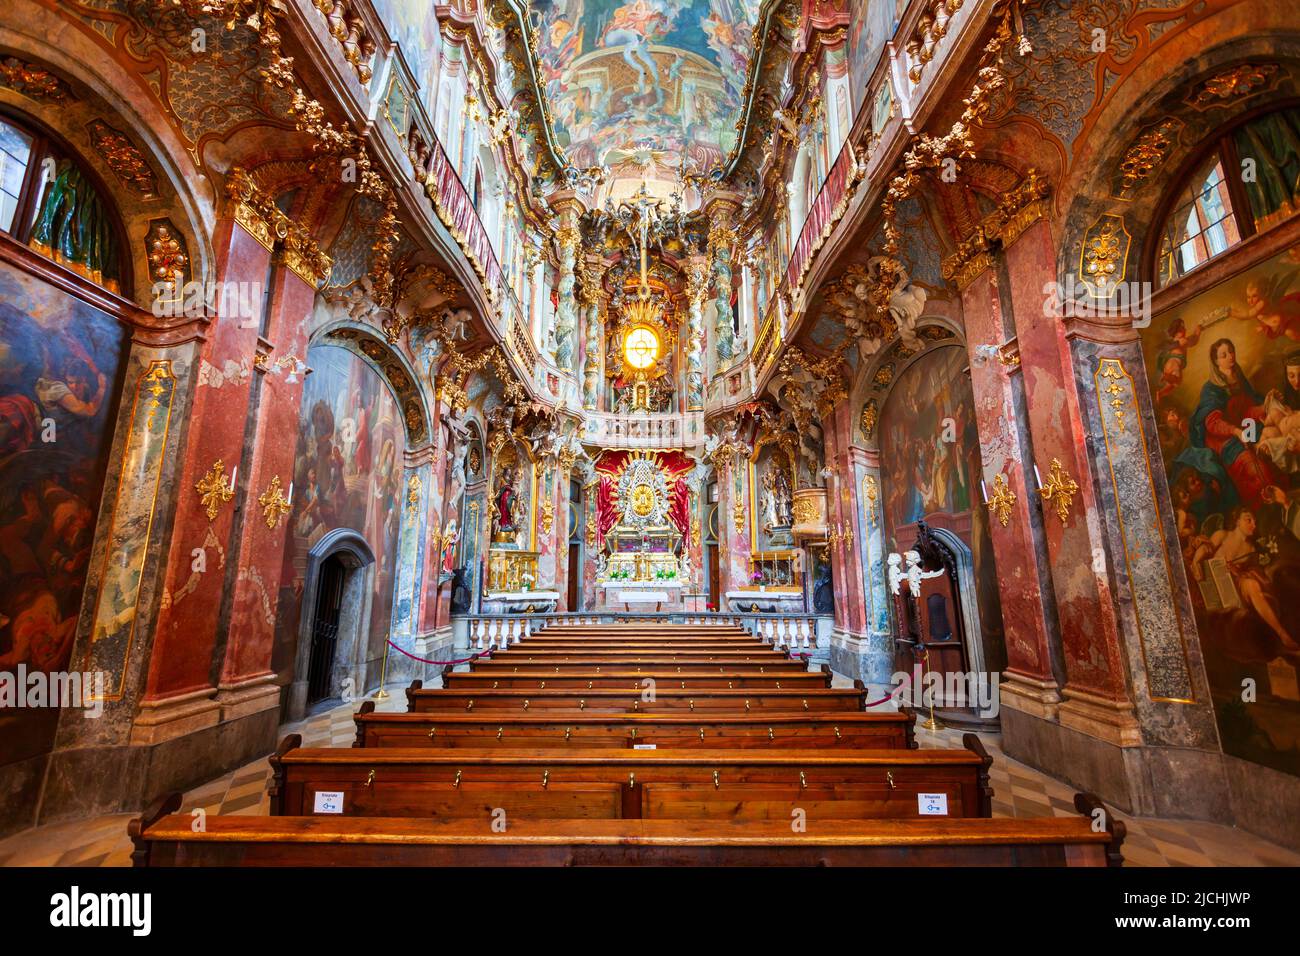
1057, 687, 1143, 748
129, 689, 221, 746
999, 671, 1063, 721
828, 628, 893, 688
215, 675, 280, 722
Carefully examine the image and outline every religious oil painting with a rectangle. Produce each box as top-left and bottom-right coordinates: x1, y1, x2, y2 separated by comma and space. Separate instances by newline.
1145, 242, 1300, 775
274, 345, 404, 680
878, 345, 1005, 672
0, 261, 126, 765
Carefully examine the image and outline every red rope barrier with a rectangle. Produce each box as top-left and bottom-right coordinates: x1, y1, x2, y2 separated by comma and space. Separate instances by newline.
384, 640, 497, 667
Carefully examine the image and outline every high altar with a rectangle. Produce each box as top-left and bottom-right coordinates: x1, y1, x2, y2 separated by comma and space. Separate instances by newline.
593, 449, 693, 610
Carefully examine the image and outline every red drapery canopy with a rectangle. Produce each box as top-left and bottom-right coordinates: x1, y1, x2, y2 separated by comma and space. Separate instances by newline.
594, 450, 693, 542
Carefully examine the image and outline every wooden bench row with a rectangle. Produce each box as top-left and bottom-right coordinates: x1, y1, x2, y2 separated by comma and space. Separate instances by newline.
441, 663, 833, 690
406, 679, 869, 714
354, 702, 917, 750
268, 732, 993, 821
130, 792, 1125, 867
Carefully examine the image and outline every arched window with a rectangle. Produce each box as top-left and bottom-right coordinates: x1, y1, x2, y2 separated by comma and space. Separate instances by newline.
0, 110, 126, 294
1155, 103, 1300, 288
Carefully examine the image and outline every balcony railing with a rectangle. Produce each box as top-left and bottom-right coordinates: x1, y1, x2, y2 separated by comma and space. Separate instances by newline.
425, 130, 504, 299
786, 140, 861, 298
583, 411, 704, 449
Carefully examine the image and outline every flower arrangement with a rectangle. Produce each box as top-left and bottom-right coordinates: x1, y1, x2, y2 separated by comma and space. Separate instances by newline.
750, 569, 764, 586
521, 571, 534, 591
653, 567, 678, 581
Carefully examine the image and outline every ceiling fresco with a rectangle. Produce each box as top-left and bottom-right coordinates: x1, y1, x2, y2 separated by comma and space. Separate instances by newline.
530, 0, 762, 187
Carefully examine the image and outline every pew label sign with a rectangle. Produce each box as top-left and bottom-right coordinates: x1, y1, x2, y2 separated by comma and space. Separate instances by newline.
918, 793, 949, 815
314, 791, 344, 814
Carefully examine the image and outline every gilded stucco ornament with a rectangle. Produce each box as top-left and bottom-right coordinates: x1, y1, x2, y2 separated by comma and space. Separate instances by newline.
986, 473, 1016, 528
1039, 459, 1079, 525
258, 475, 292, 530
196, 459, 235, 522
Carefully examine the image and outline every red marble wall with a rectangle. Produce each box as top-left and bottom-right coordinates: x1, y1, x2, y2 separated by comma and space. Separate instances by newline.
143, 221, 270, 708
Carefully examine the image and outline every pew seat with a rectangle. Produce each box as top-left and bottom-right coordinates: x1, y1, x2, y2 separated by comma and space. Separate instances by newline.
353, 704, 917, 750
406, 684, 868, 714
471, 657, 810, 670
269, 733, 992, 820
442, 667, 831, 691
131, 793, 1123, 867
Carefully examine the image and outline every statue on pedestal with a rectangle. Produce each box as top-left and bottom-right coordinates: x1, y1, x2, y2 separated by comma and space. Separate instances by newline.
493, 466, 520, 542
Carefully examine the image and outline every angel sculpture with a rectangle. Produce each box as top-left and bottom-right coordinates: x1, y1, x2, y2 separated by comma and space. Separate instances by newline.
867, 257, 928, 351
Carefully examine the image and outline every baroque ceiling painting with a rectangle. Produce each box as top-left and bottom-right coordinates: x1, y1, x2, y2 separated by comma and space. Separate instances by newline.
531, 0, 761, 188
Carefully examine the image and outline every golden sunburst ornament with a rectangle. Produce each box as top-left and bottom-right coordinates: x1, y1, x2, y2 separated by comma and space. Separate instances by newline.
630, 483, 656, 517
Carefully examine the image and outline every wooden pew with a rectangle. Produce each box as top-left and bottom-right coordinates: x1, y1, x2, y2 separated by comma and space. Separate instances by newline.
467, 658, 811, 671
354, 702, 917, 750
471, 656, 804, 669
267, 732, 992, 820
441, 664, 832, 691
492, 646, 786, 657
406, 681, 869, 714
131, 793, 1125, 867
517, 634, 759, 642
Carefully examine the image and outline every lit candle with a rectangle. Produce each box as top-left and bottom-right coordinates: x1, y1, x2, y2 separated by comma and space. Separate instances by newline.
980, 479, 988, 504
286, 482, 293, 506
1033, 464, 1042, 489
228, 464, 238, 492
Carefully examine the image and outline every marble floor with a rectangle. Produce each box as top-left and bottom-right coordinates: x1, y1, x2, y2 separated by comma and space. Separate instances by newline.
2, 674, 1298, 868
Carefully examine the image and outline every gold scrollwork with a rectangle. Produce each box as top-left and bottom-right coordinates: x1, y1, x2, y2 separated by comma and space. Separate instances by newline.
1038, 458, 1080, 525
258, 475, 292, 530
196, 459, 235, 521
1079, 214, 1131, 299
986, 473, 1016, 528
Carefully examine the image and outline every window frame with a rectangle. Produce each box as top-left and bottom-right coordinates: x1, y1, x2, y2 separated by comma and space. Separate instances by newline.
1147, 97, 1300, 290
0, 105, 133, 296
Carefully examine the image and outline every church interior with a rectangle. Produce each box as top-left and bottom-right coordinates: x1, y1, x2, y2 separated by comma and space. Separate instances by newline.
1, 0, 1300, 881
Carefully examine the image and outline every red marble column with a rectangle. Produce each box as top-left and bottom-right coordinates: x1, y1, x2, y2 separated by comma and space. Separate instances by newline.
216, 263, 316, 720
135, 217, 272, 743
419, 413, 450, 634
715, 454, 751, 601
959, 264, 1063, 718
1002, 218, 1137, 744
827, 399, 867, 634
550, 464, 571, 611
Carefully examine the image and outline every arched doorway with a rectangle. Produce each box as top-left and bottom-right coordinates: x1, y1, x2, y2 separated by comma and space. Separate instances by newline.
306, 554, 346, 706
287, 529, 376, 720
